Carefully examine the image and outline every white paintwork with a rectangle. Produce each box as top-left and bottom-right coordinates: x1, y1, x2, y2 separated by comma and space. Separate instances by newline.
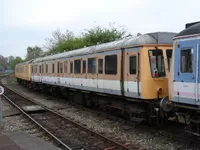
0, 86, 4, 95
31, 75, 141, 95
173, 82, 197, 99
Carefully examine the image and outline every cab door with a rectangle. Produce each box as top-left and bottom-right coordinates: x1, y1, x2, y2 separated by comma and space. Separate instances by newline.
175, 39, 197, 104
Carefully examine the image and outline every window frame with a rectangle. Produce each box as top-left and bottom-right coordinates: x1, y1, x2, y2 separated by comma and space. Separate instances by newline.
98, 58, 103, 74
46, 64, 48, 73
129, 55, 137, 75
70, 61, 73, 74
148, 49, 166, 78
166, 49, 172, 72
82, 60, 86, 74
74, 59, 81, 74
52, 63, 55, 73
64, 61, 68, 73
180, 48, 193, 73
88, 57, 96, 74
105, 54, 117, 75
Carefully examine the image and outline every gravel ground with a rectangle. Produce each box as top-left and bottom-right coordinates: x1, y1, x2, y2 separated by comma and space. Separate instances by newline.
0, 84, 56, 146
1, 75, 192, 150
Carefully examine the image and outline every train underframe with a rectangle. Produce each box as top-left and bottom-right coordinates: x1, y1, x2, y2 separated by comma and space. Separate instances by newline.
16, 78, 172, 127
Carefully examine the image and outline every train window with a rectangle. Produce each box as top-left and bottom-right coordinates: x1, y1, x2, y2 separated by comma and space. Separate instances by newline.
46, 64, 48, 73
105, 55, 117, 75
64, 61, 68, 73
35, 65, 37, 73
52, 64, 55, 73
88, 58, 96, 74
149, 50, 165, 78
129, 56, 137, 74
181, 49, 193, 73
59, 62, 63, 73
98, 59, 103, 74
57, 62, 59, 73
70, 61, 73, 73
32, 66, 34, 73
166, 49, 172, 71
82, 60, 86, 74
42, 64, 44, 73
74, 60, 81, 74
39, 65, 41, 73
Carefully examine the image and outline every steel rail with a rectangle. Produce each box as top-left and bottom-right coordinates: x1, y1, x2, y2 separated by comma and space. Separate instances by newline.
0, 78, 135, 150
2, 93, 73, 150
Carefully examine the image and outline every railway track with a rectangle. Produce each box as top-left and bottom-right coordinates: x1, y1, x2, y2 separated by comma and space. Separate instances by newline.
0, 80, 137, 150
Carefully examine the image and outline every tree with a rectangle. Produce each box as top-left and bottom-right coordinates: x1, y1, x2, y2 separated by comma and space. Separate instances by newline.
0, 55, 8, 70
26, 46, 43, 60
44, 28, 74, 55
10, 57, 23, 70
82, 23, 129, 46
43, 23, 130, 55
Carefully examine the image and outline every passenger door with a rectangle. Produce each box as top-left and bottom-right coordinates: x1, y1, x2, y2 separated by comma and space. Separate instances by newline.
125, 48, 140, 98
97, 57, 104, 93
175, 39, 197, 104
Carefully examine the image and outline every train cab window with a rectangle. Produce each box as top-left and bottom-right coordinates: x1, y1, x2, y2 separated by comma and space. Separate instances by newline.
98, 59, 103, 74
149, 50, 165, 78
105, 55, 117, 75
64, 61, 68, 73
52, 64, 55, 73
82, 60, 86, 74
70, 61, 73, 73
129, 56, 137, 74
74, 60, 81, 74
88, 58, 96, 74
166, 49, 172, 71
181, 49, 193, 73
46, 64, 48, 73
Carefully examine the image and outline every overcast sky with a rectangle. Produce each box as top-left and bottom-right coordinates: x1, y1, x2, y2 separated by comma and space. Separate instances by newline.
0, 0, 199, 59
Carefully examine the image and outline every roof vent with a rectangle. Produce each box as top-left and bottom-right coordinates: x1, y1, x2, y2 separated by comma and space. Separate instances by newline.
185, 21, 200, 28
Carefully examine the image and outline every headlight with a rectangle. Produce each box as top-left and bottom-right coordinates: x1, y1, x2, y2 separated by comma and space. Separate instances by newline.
157, 88, 163, 93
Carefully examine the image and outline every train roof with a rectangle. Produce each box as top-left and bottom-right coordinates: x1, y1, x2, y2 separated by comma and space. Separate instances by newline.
175, 22, 200, 39
16, 59, 34, 66
33, 32, 176, 63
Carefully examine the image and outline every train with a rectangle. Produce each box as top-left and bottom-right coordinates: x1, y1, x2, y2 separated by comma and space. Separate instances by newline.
15, 32, 175, 126
15, 24, 200, 133
161, 22, 200, 133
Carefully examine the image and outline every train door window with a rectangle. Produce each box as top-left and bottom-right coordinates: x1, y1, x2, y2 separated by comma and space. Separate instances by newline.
166, 49, 172, 71
129, 56, 137, 74
149, 50, 165, 78
32, 66, 34, 73
70, 61, 73, 73
181, 49, 193, 73
64, 61, 68, 73
59, 62, 63, 73
98, 59, 103, 74
52, 64, 54, 73
88, 58, 96, 74
105, 55, 117, 75
46, 64, 48, 73
82, 60, 86, 74
74, 60, 81, 74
